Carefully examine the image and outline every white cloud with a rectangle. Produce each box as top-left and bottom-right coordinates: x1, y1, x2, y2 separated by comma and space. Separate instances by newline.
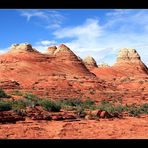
52, 10, 148, 66
106, 9, 130, 17
53, 18, 104, 52
19, 10, 65, 29
54, 18, 102, 39
37, 40, 57, 46
53, 18, 117, 65
20, 10, 48, 21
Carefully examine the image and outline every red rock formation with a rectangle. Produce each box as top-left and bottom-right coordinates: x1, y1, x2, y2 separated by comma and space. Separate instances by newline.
52, 44, 94, 76
113, 48, 148, 77
0, 43, 110, 100
92, 48, 148, 80
91, 48, 148, 103
0, 43, 93, 86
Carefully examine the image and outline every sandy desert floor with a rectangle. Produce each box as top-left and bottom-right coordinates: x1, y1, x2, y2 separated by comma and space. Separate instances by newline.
0, 115, 148, 139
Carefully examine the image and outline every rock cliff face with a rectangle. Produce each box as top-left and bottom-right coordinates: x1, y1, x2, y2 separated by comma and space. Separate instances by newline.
83, 56, 98, 70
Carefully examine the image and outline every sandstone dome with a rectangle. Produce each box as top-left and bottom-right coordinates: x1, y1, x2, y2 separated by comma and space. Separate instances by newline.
9, 43, 38, 53
46, 46, 57, 55
114, 48, 148, 76
116, 48, 140, 63
83, 56, 98, 70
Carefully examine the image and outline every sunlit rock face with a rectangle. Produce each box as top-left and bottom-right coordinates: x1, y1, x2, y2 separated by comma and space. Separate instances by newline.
116, 48, 140, 63
9, 43, 38, 53
46, 46, 57, 55
83, 56, 98, 70
114, 48, 148, 76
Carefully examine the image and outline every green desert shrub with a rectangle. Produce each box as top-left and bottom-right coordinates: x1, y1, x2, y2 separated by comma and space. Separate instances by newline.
11, 98, 37, 112
59, 98, 82, 107
81, 99, 95, 109
23, 93, 38, 101
10, 90, 24, 96
122, 104, 148, 117
0, 100, 12, 111
114, 104, 124, 113
58, 98, 96, 111
37, 99, 61, 112
140, 104, 148, 114
97, 100, 124, 114
127, 105, 141, 117
0, 89, 10, 98
75, 105, 85, 115
11, 99, 31, 110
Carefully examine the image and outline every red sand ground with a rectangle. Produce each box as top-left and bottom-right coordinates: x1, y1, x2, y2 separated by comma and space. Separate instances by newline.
0, 115, 148, 139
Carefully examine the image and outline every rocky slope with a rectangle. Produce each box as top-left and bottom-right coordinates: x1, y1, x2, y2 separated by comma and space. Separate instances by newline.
91, 48, 148, 103
0, 43, 115, 100
0, 44, 147, 102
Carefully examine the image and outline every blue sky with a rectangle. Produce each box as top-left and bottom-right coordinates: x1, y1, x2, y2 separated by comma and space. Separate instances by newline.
0, 9, 148, 66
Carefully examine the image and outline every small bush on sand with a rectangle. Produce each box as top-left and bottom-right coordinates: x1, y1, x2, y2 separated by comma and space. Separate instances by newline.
127, 105, 141, 117
11, 99, 29, 110
23, 93, 39, 101
10, 90, 24, 96
0, 89, 10, 98
140, 104, 148, 114
97, 100, 124, 114
59, 98, 82, 107
81, 99, 95, 109
0, 100, 12, 111
37, 99, 61, 112
122, 104, 148, 117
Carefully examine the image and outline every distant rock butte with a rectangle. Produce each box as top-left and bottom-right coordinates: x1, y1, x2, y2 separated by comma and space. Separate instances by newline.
83, 56, 98, 70
116, 48, 141, 63
91, 48, 148, 80
113, 48, 148, 75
